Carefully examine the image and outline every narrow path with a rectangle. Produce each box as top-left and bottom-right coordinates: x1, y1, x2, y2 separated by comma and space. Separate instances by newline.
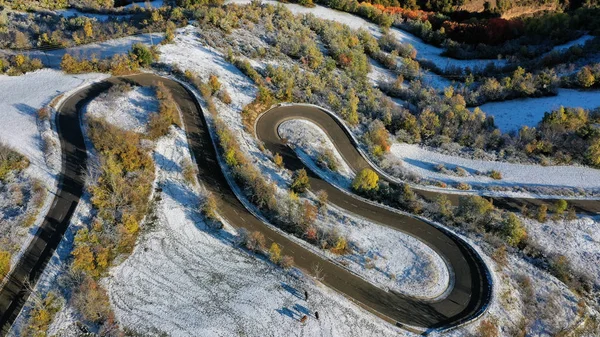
1, 74, 491, 335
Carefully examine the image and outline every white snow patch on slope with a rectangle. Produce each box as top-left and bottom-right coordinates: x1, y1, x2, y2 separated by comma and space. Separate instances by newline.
478, 89, 600, 132
389, 142, 600, 190
524, 216, 600, 284
0, 69, 107, 183
86, 86, 158, 133
279, 119, 354, 182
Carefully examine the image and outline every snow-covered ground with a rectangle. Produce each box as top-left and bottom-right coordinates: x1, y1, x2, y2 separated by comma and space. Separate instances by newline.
0, 69, 107, 183
524, 216, 600, 285
477, 88, 600, 132
105, 128, 409, 337
389, 142, 600, 191
279, 120, 354, 185
547, 35, 596, 54
0, 69, 107, 274
86, 85, 158, 133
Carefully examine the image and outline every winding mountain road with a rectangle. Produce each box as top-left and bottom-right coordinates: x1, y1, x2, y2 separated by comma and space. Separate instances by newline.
2, 73, 597, 335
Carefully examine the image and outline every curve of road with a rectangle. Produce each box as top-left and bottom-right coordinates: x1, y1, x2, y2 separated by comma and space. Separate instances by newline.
15, 73, 592, 335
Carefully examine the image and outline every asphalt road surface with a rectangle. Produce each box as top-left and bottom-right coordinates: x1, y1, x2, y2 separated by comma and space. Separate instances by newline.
6, 73, 595, 335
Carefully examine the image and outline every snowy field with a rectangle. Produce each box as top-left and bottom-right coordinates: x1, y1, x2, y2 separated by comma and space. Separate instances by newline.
524, 216, 600, 285
86, 85, 158, 133
0, 69, 107, 183
477, 89, 600, 132
389, 142, 600, 191
105, 128, 409, 337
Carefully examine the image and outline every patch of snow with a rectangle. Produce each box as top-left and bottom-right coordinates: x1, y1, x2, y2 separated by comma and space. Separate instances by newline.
389, 142, 600, 191
548, 35, 595, 54
524, 216, 600, 285
279, 119, 354, 183
123, 0, 164, 9
0, 69, 107, 184
54, 8, 130, 21
86, 85, 158, 133
477, 89, 600, 132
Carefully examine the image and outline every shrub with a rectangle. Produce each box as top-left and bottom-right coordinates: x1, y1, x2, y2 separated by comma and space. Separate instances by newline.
0, 250, 10, 280
202, 193, 219, 221
208, 74, 221, 95
456, 195, 494, 223
331, 236, 349, 255
37, 107, 50, 121
503, 212, 527, 247
554, 199, 568, 214
279, 255, 294, 269
478, 319, 499, 337
316, 190, 328, 212
218, 88, 232, 104
0, 142, 29, 181
182, 158, 197, 184
21, 292, 62, 337
149, 82, 182, 139
352, 168, 379, 192
316, 149, 338, 172
456, 182, 471, 190
273, 153, 284, 168
577, 66, 595, 88
537, 204, 548, 222
269, 242, 281, 263
71, 277, 111, 324
290, 169, 310, 194
488, 170, 502, 180
245, 231, 266, 252
129, 43, 155, 67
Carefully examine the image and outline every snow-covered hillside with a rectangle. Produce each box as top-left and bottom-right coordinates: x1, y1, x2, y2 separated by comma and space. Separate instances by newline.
477, 89, 600, 132
389, 142, 600, 193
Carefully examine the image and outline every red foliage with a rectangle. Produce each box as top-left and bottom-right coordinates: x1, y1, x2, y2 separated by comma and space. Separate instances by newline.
364, 3, 432, 21
443, 18, 524, 45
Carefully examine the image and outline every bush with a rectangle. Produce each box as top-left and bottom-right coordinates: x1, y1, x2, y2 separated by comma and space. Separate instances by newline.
129, 43, 156, 67
352, 168, 379, 192
478, 319, 499, 337
503, 212, 527, 247
488, 170, 502, 180
537, 204, 548, 222
290, 169, 310, 194
0, 142, 29, 181
182, 158, 197, 184
331, 236, 349, 255
269, 242, 281, 263
279, 255, 294, 269
0, 250, 10, 280
202, 193, 219, 222
456, 182, 471, 190
218, 88, 232, 104
554, 199, 568, 214
149, 82, 182, 139
21, 292, 62, 337
245, 231, 266, 252
71, 276, 111, 324
208, 74, 221, 95
316, 149, 338, 172
273, 153, 284, 168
